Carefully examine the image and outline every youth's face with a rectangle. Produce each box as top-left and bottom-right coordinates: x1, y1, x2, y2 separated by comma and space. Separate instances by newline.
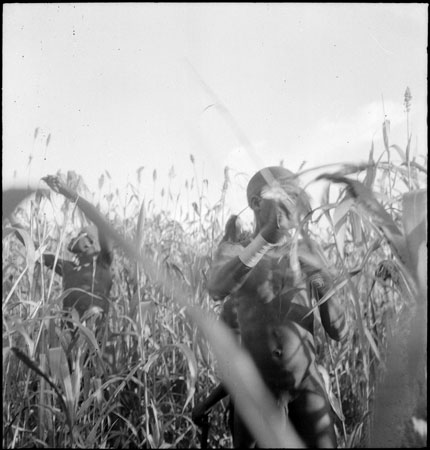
69, 233, 99, 257
253, 184, 298, 230
261, 198, 291, 228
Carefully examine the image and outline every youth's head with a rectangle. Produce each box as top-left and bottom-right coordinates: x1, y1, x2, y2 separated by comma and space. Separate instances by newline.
68, 225, 100, 258
247, 166, 310, 228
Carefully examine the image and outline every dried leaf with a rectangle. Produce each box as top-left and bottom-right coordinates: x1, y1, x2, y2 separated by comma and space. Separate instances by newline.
136, 166, 145, 184
402, 160, 427, 174
390, 144, 406, 162
332, 198, 353, 257
364, 327, 381, 362
364, 142, 376, 188
350, 209, 363, 245
316, 364, 345, 422
333, 198, 354, 227
382, 119, 390, 153
136, 199, 146, 250
192, 202, 200, 216
405, 135, 412, 166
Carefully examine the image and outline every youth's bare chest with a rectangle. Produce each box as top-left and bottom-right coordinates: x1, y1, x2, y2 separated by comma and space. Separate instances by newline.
241, 250, 296, 301
63, 260, 112, 292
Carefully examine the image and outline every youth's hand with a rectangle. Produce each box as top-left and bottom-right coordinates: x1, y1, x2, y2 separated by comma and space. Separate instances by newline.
42, 175, 75, 199
259, 198, 290, 245
191, 402, 209, 427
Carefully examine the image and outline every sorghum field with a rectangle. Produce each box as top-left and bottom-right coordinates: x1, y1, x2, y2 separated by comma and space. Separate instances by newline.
2, 93, 427, 448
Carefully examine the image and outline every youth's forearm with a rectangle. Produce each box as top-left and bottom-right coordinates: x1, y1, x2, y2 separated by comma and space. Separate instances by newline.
75, 197, 105, 226
200, 383, 228, 412
308, 269, 347, 341
192, 383, 228, 424
208, 233, 275, 300
60, 188, 103, 225
62, 190, 110, 245
74, 196, 113, 253
207, 257, 252, 300
319, 298, 347, 341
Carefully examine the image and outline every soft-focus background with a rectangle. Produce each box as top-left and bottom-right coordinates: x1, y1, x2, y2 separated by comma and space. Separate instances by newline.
3, 3, 427, 224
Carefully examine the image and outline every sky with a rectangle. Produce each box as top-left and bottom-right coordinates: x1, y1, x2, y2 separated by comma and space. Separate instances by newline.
2, 3, 428, 224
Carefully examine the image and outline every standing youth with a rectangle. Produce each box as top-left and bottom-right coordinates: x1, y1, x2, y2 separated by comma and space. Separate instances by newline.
206, 166, 347, 448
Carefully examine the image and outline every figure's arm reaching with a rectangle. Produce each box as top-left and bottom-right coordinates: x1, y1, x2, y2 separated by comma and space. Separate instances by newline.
299, 241, 347, 341
42, 175, 113, 263
311, 270, 347, 341
207, 200, 289, 301
206, 242, 251, 300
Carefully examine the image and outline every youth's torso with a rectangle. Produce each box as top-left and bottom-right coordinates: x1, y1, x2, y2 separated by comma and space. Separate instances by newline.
236, 244, 313, 331
234, 243, 317, 391
63, 256, 113, 295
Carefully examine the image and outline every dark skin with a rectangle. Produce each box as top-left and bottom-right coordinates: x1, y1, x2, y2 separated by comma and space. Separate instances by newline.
206, 186, 347, 448
43, 175, 114, 319
192, 217, 242, 431
191, 297, 238, 429
11, 175, 114, 320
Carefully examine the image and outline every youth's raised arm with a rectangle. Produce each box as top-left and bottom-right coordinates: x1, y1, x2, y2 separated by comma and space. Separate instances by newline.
207, 204, 286, 301
42, 175, 113, 260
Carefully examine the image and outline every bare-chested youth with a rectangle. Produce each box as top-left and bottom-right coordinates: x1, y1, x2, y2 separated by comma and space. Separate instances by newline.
206, 166, 347, 448
42, 175, 114, 320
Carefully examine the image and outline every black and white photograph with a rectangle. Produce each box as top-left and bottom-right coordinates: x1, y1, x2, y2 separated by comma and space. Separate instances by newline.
3, 3, 427, 448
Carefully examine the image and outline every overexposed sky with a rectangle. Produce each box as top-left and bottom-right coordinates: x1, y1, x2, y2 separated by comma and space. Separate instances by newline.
2, 3, 428, 220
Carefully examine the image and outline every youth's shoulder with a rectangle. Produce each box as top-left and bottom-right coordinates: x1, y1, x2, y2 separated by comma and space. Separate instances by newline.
218, 234, 252, 250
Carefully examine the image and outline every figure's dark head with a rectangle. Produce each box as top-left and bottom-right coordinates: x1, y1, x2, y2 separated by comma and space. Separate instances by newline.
246, 166, 311, 221
67, 225, 100, 257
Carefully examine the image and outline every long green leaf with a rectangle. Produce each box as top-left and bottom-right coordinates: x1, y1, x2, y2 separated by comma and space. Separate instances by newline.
317, 175, 411, 269
369, 190, 427, 448
10, 347, 73, 433
141, 343, 198, 412
402, 189, 427, 298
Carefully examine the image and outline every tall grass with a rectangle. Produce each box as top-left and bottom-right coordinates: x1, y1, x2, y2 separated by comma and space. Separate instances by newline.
3, 92, 427, 448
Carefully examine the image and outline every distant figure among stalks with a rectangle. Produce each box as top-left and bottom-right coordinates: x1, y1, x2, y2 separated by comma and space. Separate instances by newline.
203, 166, 347, 448
42, 175, 114, 321
11, 175, 114, 323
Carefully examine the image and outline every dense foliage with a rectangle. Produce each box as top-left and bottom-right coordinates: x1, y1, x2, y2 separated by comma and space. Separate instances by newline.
3, 97, 427, 448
